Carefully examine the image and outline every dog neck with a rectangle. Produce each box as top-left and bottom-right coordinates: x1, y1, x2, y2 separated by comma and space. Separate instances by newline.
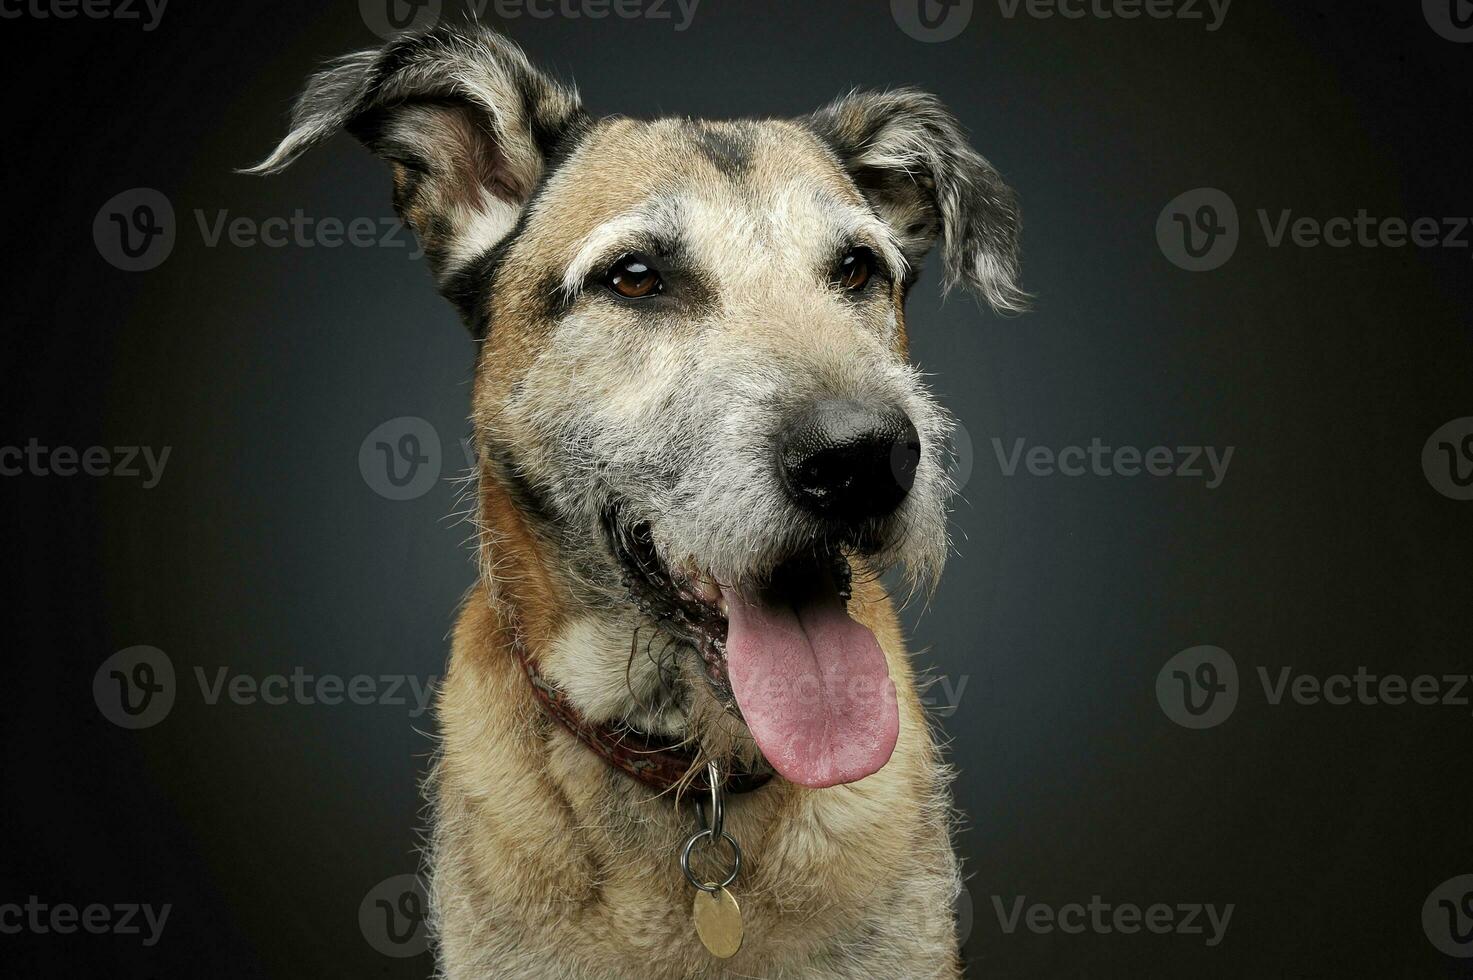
511, 642, 771, 794
472, 462, 762, 788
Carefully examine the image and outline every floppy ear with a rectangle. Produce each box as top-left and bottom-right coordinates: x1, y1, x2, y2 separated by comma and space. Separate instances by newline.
806, 89, 1028, 314
245, 26, 587, 330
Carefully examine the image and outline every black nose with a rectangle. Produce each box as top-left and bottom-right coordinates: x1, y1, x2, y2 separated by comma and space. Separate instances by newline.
779, 400, 921, 522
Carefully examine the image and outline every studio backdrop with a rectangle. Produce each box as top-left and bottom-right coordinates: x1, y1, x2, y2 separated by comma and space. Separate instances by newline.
3, 1, 1472, 977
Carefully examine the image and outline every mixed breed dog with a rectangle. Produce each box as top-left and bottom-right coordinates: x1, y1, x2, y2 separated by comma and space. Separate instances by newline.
253, 23, 1023, 978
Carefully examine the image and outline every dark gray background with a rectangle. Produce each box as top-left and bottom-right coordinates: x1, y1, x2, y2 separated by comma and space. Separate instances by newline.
4, 1, 1472, 977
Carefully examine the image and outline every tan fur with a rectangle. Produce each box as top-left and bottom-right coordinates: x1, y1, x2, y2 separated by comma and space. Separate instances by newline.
419, 115, 965, 979
248, 29, 1006, 974
428, 505, 961, 980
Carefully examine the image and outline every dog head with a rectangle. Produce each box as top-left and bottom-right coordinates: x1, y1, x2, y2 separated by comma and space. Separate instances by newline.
253, 25, 1024, 789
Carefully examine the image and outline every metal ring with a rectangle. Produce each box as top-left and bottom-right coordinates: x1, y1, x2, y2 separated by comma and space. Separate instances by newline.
698, 761, 725, 840
680, 828, 741, 893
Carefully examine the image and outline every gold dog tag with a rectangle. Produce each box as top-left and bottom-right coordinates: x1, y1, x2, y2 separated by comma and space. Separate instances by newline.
692, 884, 743, 958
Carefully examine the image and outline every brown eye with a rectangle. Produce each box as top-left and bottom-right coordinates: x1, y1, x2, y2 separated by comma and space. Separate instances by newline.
835, 247, 875, 291
606, 255, 662, 299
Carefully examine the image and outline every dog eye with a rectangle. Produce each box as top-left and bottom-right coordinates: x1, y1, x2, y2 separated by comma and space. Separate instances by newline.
834, 247, 875, 291
605, 255, 662, 299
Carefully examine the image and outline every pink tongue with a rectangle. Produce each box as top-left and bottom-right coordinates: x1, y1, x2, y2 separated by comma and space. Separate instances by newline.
721, 570, 899, 788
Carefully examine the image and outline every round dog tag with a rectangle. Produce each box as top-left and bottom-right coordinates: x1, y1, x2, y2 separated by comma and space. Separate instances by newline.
692, 884, 743, 958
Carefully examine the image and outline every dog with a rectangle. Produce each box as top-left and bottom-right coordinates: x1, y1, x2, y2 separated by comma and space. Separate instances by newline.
251, 23, 1023, 979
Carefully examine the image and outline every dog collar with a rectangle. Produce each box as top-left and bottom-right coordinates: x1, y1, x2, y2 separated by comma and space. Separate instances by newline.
512, 642, 771, 796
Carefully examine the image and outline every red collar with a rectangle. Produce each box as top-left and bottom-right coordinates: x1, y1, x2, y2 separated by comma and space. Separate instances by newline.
512, 643, 771, 796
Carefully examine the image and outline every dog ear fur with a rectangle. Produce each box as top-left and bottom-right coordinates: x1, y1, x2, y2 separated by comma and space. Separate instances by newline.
245, 26, 587, 322
806, 89, 1028, 314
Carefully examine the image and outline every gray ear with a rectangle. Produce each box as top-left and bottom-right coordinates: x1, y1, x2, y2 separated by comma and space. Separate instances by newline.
806, 89, 1028, 314
245, 26, 587, 325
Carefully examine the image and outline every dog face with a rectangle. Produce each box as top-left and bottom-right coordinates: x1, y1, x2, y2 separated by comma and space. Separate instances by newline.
492, 117, 950, 590
254, 26, 1024, 787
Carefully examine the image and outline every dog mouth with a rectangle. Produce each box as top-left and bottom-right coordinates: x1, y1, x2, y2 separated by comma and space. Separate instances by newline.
605, 513, 900, 789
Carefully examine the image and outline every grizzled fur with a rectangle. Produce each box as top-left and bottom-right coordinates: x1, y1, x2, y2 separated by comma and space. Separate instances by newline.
253, 22, 1023, 980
